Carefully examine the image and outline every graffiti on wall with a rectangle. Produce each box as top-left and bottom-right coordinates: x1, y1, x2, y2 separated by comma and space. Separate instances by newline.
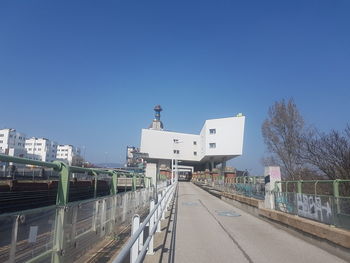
296, 194, 333, 225
274, 192, 334, 225
275, 193, 295, 213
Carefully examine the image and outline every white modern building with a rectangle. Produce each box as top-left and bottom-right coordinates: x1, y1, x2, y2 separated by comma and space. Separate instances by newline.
25, 137, 58, 162
0, 129, 27, 157
56, 145, 82, 165
140, 106, 245, 184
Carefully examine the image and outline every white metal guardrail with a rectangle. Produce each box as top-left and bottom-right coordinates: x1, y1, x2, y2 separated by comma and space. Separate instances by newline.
112, 181, 177, 263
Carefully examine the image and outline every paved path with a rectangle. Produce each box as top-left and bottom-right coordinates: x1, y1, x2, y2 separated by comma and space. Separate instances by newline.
173, 182, 346, 263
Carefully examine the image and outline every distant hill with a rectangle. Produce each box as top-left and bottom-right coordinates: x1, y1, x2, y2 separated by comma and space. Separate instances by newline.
95, 163, 125, 168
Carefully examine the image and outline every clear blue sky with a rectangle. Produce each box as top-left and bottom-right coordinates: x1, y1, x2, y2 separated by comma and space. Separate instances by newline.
1, 1, 349, 174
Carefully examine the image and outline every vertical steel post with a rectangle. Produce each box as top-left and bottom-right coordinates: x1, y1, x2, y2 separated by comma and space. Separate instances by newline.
111, 171, 118, 227
156, 193, 162, 233
52, 161, 70, 263
92, 171, 99, 232
110, 171, 118, 195
130, 215, 140, 263
333, 180, 340, 214
9, 215, 19, 262
147, 200, 155, 255
297, 181, 302, 194
161, 190, 166, 220
132, 174, 136, 191
124, 173, 127, 192
100, 199, 106, 238
71, 206, 78, 243
314, 181, 319, 196
93, 171, 98, 199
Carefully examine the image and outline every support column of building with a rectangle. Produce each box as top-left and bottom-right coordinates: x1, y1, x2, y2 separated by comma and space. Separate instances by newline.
221, 160, 226, 179
210, 159, 215, 172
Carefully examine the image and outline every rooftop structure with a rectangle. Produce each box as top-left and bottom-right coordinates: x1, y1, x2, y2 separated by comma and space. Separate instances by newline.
149, 104, 164, 130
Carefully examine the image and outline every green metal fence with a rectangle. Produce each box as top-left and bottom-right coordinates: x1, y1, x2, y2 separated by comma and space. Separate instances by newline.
0, 154, 154, 263
193, 176, 266, 200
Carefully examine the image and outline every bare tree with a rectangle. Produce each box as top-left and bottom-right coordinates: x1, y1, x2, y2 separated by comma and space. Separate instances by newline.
262, 99, 305, 179
303, 125, 350, 180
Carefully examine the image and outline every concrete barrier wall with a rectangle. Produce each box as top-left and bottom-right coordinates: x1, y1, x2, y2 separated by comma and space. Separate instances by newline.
259, 208, 350, 249
221, 192, 262, 208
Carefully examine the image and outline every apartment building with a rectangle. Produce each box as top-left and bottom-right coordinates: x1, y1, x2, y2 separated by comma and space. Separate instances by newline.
56, 145, 81, 165
25, 137, 58, 162
0, 128, 27, 157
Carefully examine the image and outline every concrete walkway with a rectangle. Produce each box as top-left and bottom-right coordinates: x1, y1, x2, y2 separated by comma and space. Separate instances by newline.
173, 182, 346, 263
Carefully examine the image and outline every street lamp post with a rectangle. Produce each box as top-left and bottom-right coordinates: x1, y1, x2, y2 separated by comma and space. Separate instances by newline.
172, 140, 183, 184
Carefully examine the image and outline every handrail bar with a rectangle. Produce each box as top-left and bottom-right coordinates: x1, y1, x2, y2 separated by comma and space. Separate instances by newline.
112, 181, 177, 263
0, 153, 140, 176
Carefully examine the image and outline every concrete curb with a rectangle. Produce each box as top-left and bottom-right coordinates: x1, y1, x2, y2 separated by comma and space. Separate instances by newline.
259, 208, 350, 249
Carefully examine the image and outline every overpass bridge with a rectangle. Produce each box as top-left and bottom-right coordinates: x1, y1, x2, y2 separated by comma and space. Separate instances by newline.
0, 154, 349, 263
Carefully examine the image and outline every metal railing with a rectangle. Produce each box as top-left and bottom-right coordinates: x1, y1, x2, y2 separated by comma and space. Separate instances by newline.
112, 181, 177, 263
0, 154, 154, 263
193, 176, 266, 200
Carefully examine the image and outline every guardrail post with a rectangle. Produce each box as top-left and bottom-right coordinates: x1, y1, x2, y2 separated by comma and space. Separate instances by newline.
9, 215, 19, 262
297, 181, 302, 194
333, 180, 340, 214
147, 199, 155, 255
111, 171, 118, 227
131, 215, 140, 263
111, 171, 118, 195
52, 161, 70, 263
132, 174, 136, 191
71, 205, 78, 242
92, 171, 99, 232
93, 171, 98, 198
139, 223, 144, 254
161, 190, 166, 220
156, 193, 162, 233
100, 199, 107, 237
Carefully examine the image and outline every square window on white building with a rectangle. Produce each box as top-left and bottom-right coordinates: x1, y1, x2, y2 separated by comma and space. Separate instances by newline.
209, 143, 216, 148
173, 150, 180, 154
0, 134, 4, 137
193, 141, 197, 145
209, 129, 216, 134
173, 139, 179, 143
194, 151, 197, 156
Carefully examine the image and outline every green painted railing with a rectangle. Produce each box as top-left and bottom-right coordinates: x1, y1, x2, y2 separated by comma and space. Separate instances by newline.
274, 179, 350, 198
0, 154, 151, 200
0, 154, 153, 263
